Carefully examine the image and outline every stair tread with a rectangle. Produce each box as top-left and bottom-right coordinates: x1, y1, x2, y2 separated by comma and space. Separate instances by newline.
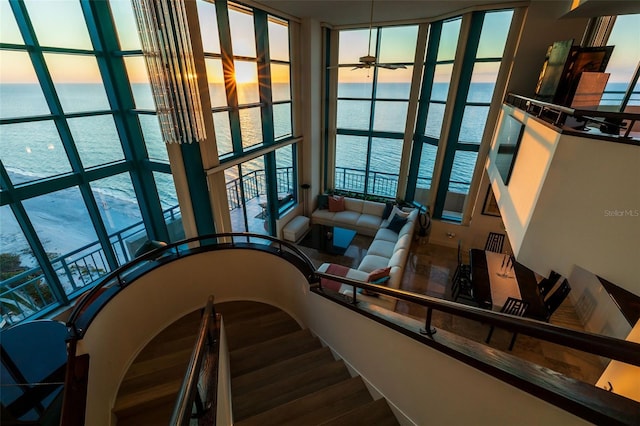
235, 376, 372, 426
122, 347, 193, 383
224, 310, 301, 351
233, 359, 351, 421
115, 401, 174, 426
215, 301, 282, 324
113, 377, 182, 414
232, 346, 334, 396
320, 398, 399, 426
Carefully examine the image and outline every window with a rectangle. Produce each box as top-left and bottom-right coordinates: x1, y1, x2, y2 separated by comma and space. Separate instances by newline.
601, 14, 640, 109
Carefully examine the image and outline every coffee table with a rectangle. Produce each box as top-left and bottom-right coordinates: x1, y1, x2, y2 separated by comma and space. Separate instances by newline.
298, 224, 357, 255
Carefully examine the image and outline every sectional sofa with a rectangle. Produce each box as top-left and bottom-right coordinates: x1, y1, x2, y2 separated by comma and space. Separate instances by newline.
312, 196, 418, 311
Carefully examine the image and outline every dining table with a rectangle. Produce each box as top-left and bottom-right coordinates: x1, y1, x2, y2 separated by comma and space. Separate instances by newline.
469, 249, 547, 321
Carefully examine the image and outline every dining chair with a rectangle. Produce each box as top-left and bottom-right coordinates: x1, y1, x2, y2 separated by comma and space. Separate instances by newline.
486, 297, 529, 350
537, 270, 561, 299
484, 232, 505, 253
544, 279, 571, 322
451, 241, 474, 303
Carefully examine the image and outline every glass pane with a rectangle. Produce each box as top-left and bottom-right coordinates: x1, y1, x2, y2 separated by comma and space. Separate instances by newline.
205, 58, 227, 108
241, 157, 268, 235
476, 10, 513, 58
373, 100, 408, 133
379, 25, 418, 64
335, 135, 367, 193
225, 166, 246, 233
91, 173, 147, 264
44, 53, 110, 113
1, 121, 72, 185
468, 62, 500, 102
1, 1, 23, 44
602, 14, 640, 108
338, 68, 373, 98
339, 28, 377, 64
22, 187, 106, 295
376, 67, 413, 99
425, 102, 445, 138
24, 0, 92, 50
417, 143, 437, 190
68, 115, 124, 168
275, 145, 294, 205
153, 172, 184, 242
229, 6, 256, 57
437, 18, 461, 62
0, 206, 56, 325
459, 105, 489, 143
235, 60, 259, 104
240, 107, 262, 149
337, 100, 371, 130
124, 56, 155, 110
273, 103, 292, 140
271, 63, 290, 102
268, 16, 290, 62
197, 0, 221, 54
139, 114, 168, 161
432, 63, 454, 102
368, 137, 402, 197
108, 0, 141, 50
213, 111, 232, 156
448, 150, 477, 194
0, 51, 50, 119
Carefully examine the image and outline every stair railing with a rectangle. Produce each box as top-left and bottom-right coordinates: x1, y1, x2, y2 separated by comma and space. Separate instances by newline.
170, 295, 221, 426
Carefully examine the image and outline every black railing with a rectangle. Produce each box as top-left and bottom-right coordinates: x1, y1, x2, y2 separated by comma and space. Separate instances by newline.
225, 167, 294, 210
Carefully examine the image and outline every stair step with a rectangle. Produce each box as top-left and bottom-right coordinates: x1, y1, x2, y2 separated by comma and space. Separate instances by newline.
117, 348, 192, 397
121, 346, 193, 384
115, 401, 174, 426
232, 346, 335, 397
224, 309, 301, 351
215, 301, 282, 324
230, 328, 321, 378
320, 398, 399, 426
235, 376, 372, 426
113, 377, 182, 419
233, 359, 351, 421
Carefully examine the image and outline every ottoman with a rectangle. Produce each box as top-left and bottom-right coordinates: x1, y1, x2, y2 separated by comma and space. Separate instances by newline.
283, 216, 310, 242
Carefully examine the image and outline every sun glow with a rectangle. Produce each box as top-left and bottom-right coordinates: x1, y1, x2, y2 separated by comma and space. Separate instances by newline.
234, 61, 258, 84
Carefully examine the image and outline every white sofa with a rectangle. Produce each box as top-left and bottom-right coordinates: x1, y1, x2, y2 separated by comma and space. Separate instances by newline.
314, 197, 418, 310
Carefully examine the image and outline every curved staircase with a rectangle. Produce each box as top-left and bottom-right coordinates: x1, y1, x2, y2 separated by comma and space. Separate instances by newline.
113, 301, 398, 425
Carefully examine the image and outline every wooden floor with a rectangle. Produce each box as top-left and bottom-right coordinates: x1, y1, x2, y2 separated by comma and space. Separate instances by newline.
296, 235, 608, 385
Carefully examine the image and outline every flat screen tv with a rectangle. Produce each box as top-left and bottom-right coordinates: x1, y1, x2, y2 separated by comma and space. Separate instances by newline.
494, 115, 525, 185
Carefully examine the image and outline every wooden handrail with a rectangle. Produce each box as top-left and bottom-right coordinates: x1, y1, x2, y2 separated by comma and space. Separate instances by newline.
170, 295, 220, 426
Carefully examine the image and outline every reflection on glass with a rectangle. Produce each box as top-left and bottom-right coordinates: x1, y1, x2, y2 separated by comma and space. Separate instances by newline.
240, 107, 262, 149
197, 0, 221, 54
68, 115, 125, 168
229, 6, 256, 57
459, 105, 489, 143
235, 60, 259, 104
268, 17, 289, 62
44, 53, 110, 113
273, 103, 292, 139
337, 100, 371, 129
467, 62, 500, 102
275, 145, 294, 205
24, 0, 92, 50
109, 0, 141, 50
153, 172, 183, 242
338, 28, 377, 64
213, 111, 232, 156
476, 10, 513, 58
205, 58, 227, 107
369, 137, 402, 197
379, 26, 418, 64
0, 51, 50, 119
338, 68, 373, 98
416, 143, 437, 190
0, 206, 56, 325
271, 63, 290, 102
425, 102, 445, 138
0, 1, 23, 44
437, 18, 461, 62
124, 56, 155, 110
1, 121, 71, 185
335, 135, 367, 193
374, 101, 408, 133
139, 114, 168, 161
432, 64, 454, 102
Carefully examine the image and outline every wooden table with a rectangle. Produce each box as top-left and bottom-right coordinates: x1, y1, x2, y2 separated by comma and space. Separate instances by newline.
470, 249, 547, 320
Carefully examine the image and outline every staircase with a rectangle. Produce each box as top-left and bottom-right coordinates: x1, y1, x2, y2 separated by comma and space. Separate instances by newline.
113, 301, 399, 425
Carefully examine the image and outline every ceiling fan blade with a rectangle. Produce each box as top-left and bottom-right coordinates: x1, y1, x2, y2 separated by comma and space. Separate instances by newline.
377, 64, 407, 70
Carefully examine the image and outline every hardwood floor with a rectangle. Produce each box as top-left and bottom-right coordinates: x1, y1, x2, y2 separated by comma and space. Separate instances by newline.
296, 234, 608, 385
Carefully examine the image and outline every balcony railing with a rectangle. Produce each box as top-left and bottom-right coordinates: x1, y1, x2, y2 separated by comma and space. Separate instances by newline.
226, 167, 294, 211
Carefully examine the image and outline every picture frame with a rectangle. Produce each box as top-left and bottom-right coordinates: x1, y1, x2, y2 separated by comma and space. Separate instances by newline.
482, 187, 501, 217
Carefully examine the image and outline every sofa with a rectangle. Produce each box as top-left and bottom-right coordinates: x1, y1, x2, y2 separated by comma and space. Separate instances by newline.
313, 196, 418, 311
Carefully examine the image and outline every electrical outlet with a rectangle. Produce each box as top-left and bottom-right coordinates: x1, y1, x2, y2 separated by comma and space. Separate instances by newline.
446, 232, 455, 239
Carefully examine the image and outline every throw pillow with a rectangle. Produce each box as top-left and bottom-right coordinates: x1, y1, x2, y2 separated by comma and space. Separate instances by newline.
367, 266, 391, 282
387, 214, 408, 233
389, 205, 410, 221
382, 201, 395, 220
371, 275, 390, 284
328, 195, 345, 212
317, 194, 329, 210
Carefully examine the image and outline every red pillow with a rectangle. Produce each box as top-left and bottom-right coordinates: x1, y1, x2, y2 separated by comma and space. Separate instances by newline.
367, 267, 391, 282
328, 195, 345, 212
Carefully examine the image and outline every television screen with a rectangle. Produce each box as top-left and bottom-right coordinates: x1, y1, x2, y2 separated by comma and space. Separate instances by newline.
495, 115, 525, 185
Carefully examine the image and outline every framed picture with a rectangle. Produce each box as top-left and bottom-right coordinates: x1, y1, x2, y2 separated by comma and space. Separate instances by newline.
482, 187, 501, 217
